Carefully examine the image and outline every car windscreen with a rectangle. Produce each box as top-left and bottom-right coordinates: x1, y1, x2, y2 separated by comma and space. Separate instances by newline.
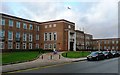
90, 52, 98, 56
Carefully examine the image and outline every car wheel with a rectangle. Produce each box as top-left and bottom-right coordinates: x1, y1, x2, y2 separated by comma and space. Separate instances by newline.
106, 56, 109, 59
96, 57, 99, 61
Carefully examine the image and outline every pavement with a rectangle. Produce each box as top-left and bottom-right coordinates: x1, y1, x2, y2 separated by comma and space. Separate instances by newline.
2, 52, 87, 73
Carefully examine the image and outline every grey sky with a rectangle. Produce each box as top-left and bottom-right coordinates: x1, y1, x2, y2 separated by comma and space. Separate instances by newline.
1, 0, 119, 39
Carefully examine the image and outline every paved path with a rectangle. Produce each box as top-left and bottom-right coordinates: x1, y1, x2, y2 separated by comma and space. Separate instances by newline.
2, 52, 86, 73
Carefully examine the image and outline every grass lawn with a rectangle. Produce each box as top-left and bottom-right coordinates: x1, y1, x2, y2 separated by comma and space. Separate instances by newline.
62, 51, 91, 58
2, 51, 41, 65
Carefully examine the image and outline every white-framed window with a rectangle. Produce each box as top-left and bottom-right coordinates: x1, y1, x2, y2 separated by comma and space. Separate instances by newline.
44, 33, 47, 41
9, 19, 13, 27
108, 46, 110, 49
49, 24, 52, 28
0, 42, 4, 49
116, 46, 118, 50
29, 34, 33, 42
23, 43, 26, 49
36, 25, 39, 31
1, 18, 5, 25
68, 25, 71, 28
23, 33, 27, 41
53, 32, 57, 40
53, 43, 56, 49
53, 24, 56, 27
116, 40, 118, 44
104, 41, 106, 44
8, 42, 13, 49
16, 43, 20, 49
45, 25, 47, 28
49, 44, 52, 49
36, 44, 39, 49
16, 21, 20, 28
104, 46, 106, 49
49, 33, 52, 40
112, 46, 115, 50
8, 31, 13, 40
44, 44, 48, 49
29, 43, 32, 49
16, 32, 20, 38
36, 34, 39, 40
0, 30, 5, 39
29, 24, 33, 30
23, 23, 27, 29
112, 40, 115, 44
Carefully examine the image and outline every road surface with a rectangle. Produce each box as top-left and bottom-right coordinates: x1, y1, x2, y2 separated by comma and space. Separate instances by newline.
4, 57, 120, 75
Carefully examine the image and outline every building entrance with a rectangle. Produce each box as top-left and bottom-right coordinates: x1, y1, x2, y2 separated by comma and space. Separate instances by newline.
70, 42, 74, 51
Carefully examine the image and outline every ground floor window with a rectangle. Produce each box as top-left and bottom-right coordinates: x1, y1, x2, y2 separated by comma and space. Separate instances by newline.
0, 42, 4, 49
29, 43, 32, 49
36, 44, 39, 49
16, 43, 20, 49
8, 42, 12, 49
44, 44, 48, 49
23, 43, 26, 49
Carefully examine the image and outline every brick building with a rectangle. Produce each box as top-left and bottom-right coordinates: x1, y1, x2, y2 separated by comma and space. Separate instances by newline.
92, 38, 120, 51
76, 30, 93, 51
40, 19, 76, 51
0, 13, 41, 51
0, 13, 120, 51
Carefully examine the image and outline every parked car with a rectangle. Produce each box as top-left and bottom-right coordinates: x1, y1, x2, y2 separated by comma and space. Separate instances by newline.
102, 51, 113, 59
87, 51, 104, 61
111, 51, 120, 57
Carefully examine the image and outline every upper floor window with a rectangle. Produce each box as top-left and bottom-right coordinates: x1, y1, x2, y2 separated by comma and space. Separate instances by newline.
16, 21, 20, 28
49, 33, 52, 40
44, 33, 47, 41
53, 32, 57, 40
0, 30, 5, 39
16, 32, 20, 39
36, 25, 39, 31
1, 18, 5, 25
29, 24, 33, 30
45, 25, 47, 28
112, 40, 115, 44
116, 40, 118, 44
9, 19, 13, 27
36, 34, 39, 40
23, 33, 27, 41
8, 31, 13, 40
29, 34, 33, 42
68, 25, 71, 28
23, 23, 27, 29
49, 24, 52, 28
53, 24, 56, 27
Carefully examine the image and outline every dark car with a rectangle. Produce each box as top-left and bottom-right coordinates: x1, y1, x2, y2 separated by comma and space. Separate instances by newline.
111, 51, 120, 57
87, 51, 104, 61
102, 51, 113, 59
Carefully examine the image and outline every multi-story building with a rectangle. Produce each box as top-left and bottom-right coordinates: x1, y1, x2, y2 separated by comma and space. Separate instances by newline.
76, 30, 93, 51
0, 13, 119, 52
0, 13, 76, 51
92, 38, 120, 51
0, 13, 41, 51
40, 19, 76, 51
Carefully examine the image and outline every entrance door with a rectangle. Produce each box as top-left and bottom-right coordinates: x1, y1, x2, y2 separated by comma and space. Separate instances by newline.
70, 42, 74, 51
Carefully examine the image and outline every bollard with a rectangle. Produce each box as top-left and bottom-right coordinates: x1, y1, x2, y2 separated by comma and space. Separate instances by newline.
66, 53, 67, 57
41, 55, 43, 59
50, 55, 52, 59
59, 55, 61, 59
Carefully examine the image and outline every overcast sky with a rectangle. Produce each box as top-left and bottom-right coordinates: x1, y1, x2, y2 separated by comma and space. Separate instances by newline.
1, 0, 119, 39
